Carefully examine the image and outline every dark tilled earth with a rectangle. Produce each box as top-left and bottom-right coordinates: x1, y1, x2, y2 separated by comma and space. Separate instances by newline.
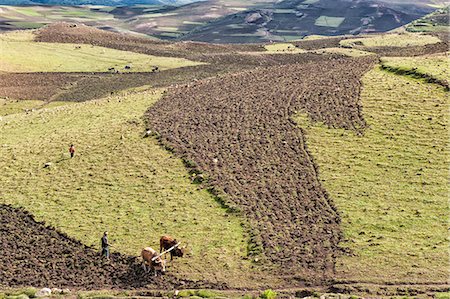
145, 56, 376, 282
3, 22, 352, 103
0, 204, 224, 290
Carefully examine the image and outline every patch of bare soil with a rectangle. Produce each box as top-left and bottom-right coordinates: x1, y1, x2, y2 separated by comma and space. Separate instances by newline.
0, 49, 342, 102
0, 204, 224, 290
293, 37, 353, 50
0, 73, 81, 101
145, 56, 376, 283
364, 41, 449, 57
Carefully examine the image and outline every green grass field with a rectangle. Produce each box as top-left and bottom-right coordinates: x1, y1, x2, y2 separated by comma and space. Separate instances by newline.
315, 16, 345, 28
340, 33, 441, 47
0, 31, 202, 73
264, 43, 306, 53
10, 6, 43, 17
0, 87, 265, 287
313, 47, 375, 57
6, 21, 45, 29
295, 67, 449, 283
381, 53, 449, 84
0, 99, 71, 116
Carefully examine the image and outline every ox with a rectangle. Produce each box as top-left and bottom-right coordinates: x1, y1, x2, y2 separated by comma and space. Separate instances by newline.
160, 235, 184, 261
141, 247, 166, 276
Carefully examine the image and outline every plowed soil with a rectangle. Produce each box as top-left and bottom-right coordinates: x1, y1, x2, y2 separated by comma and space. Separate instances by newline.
0, 52, 342, 102
145, 56, 376, 281
0, 204, 223, 290
365, 41, 449, 57
0, 73, 81, 101
293, 37, 353, 51
35, 23, 264, 62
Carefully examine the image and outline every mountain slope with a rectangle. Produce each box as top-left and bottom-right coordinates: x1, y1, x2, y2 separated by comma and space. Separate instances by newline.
179, 0, 435, 43
0, 0, 198, 5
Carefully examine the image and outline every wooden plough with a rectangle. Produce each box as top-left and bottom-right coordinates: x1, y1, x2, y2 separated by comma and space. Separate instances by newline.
152, 242, 181, 261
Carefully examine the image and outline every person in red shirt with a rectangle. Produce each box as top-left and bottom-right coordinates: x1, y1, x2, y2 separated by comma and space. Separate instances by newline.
69, 144, 75, 158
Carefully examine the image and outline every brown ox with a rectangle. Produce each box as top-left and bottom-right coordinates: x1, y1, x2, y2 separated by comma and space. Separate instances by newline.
160, 235, 184, 260
141, 247, 166, 276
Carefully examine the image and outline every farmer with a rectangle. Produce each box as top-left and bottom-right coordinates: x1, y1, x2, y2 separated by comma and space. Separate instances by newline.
69, 144, 75, 158
101, 231, 110, 260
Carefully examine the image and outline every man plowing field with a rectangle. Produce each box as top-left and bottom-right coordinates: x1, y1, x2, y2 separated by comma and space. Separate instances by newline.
141, 236, 184, 276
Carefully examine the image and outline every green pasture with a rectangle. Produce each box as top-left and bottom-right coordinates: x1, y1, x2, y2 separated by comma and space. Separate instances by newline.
295, 67, 449, 283
315, 16, 345, 28
154, 26, 180, 32
6, 21, 45, 29
264, 43, 306, 53
10, 6, 42, 17
0, 99, 70, 116
313, 47, 375, 57
340, 33, 441, 47
140, 12, 178, 18
0, 99, 43, 116
0, 31, 202, 73
183, 20, 206, 25
0, 87, 260, 287
406, 7, 449, 32
381, 53, 449, 84
273, 9, 296, 13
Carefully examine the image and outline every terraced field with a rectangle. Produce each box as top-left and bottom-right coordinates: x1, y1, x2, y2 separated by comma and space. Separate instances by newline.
381, 53, 449, 88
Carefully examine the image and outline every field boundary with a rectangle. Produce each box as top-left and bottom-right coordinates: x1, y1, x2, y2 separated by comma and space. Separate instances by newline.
380, 63, 449, 90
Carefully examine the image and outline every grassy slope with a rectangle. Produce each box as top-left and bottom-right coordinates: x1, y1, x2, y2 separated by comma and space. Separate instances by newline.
340, 33, 441, 47
295, 67, 448, 283
0, 31, 202, 73
0, 99, 72, 116
312, 47, 375, 57
264, 43, 306, 53
0, 87, 260, 287
381, 53, 449, 84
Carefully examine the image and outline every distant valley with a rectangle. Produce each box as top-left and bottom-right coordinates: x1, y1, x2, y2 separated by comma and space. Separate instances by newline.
0, 0, 446, 42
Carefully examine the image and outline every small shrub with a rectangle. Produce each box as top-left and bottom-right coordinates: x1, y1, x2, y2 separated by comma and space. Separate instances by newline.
260, 289, 277, 299
177, 290, 196, 297
436, 292, 450, 299
183, 159, 197, 168
295, 290, 314, 298
197, 290, 218, 298
20, 288, 36, 298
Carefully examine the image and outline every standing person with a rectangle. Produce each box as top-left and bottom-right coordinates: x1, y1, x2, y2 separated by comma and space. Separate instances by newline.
101, 231, 110, 260
69, 144, 75, 158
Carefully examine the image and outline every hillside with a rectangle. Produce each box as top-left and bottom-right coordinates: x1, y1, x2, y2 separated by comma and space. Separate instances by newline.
0, 0, 442, 42
0, 21, 449, 298
0, 0, 198, 6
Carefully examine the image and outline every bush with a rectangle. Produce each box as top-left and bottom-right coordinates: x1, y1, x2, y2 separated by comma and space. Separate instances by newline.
197, 290, 218, 298
260, 289, 277, 299
436, 292, 450, 299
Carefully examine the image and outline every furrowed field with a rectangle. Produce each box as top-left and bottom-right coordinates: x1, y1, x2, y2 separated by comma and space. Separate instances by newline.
0, 21, 449, 298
